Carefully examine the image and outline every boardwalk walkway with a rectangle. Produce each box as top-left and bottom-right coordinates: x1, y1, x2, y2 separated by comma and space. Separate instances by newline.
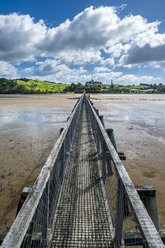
51, 102, 112, 247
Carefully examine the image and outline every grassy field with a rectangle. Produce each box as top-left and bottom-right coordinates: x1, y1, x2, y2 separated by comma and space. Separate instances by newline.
16, 79, 69, 93
0, 79, 70, 94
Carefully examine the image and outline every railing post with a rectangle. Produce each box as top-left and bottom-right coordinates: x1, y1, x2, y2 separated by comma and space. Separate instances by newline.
41, 183, 49, 247
115, 178, 124, 247
97, 129, 100, 154
59, 144, 65, 183
101, 139, 106, 184
106, 151, 113, 176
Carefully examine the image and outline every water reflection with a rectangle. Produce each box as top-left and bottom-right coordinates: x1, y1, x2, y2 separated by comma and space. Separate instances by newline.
92, 94, 165, 141
0, 107, 69, 132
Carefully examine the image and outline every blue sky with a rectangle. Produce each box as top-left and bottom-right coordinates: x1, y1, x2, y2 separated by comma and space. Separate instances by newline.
0, 0, 165, 84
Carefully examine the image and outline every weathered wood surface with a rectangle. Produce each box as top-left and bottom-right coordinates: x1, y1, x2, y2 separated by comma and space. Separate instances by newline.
51, 103, 112, 247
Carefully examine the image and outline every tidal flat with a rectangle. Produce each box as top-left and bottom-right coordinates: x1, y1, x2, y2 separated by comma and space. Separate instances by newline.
0, 94, 79, 233
91, 94, 165, 230
0, 93, 165, 233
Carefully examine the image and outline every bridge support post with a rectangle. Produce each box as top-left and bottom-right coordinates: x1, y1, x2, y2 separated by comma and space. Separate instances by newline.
106, 128, 117, 151
59, 128, 64, 135
99, 115, 104, 127
136, 186, 160, 233
16, 187, 32, 216
94, 108, 99, 116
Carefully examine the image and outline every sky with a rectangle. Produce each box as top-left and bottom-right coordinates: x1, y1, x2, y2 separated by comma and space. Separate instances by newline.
0, 0, 165, 85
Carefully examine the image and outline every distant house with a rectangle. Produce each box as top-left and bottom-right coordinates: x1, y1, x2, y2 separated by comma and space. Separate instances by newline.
130, 88, 155, 93
142, 89, 155, 93
130, 89, 140, 93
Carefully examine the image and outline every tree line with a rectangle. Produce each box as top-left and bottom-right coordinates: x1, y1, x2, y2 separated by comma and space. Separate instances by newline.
0, 78, 165, 94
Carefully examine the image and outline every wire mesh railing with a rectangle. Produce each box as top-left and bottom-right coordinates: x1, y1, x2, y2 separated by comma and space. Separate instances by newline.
85, 95, 164, 248
1, 95, 84, 248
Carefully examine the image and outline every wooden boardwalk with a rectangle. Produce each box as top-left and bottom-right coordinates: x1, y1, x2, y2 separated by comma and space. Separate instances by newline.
51, 102, 112, 247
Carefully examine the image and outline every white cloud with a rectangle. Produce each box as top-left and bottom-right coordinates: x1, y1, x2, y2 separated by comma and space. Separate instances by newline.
119, 32, 165, 67
56, 49, 101, 65
0, 6, 165, 81
100, 57, 115, 66
0, 61, 18, 78
38, 6, 159, 65
22, 67, 34, 73
0, 13, 46, 63
91, 71, 123, 83
94, 66, 110, 73
148, 61, 165, 69
116, 74, 160, 84
33, 59, 87, 83
0, 7, 160, 66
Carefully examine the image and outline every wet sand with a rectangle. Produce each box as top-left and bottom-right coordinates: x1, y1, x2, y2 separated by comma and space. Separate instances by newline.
91, 94, 165, 230
0, 93, 165, 233
0, 94, 79, 233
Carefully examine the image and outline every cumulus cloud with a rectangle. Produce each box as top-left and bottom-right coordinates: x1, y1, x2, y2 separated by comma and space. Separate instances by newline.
32, 58, 160, 85
119, 31, 165, 67
56, 49, 101, 65
0, 61, 18, 78
120, 43, 165, 66
39, 7, 158, 52
22, 67, 34, 73
0, 13, 46, 63
116, 74, 160, 84
94, 66, 110, 73
33, 59, 87, 82
0, 6, 165, 81
100, 58, 115, 66
0, 7, 161, 65
92, 71, 123, 83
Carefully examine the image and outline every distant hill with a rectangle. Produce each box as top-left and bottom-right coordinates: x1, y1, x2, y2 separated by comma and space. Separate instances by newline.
0, 78, 165, 94
0, 78, 69, 94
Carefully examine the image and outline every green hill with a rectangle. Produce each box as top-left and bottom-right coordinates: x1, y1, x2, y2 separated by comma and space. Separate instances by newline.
0, 78, 164, 94
0, 78, 69, 94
